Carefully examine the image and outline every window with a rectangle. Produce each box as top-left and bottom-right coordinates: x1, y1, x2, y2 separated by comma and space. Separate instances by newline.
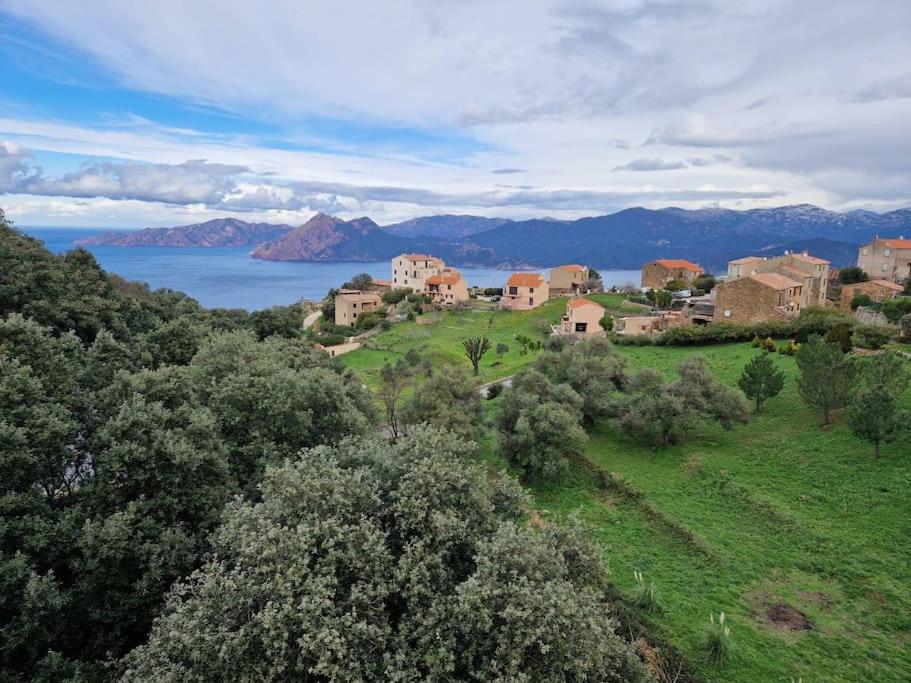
509, 286, 518, 295
528, 297, 534, 306
529, 287, 534, 293
884, 249, 891, 256
575, 322, 587, 332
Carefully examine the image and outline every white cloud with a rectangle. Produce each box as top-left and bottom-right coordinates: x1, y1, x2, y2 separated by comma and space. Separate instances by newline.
0, 0, 910, 223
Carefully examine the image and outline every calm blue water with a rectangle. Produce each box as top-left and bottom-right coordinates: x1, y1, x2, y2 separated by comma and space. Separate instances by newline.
22, 227, 639, 310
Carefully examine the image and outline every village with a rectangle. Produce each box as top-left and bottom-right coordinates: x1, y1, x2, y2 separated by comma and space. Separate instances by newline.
316, 235, 911, 356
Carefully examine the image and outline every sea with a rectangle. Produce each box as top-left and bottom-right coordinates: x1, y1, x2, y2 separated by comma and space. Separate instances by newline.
21, 227, 640, 311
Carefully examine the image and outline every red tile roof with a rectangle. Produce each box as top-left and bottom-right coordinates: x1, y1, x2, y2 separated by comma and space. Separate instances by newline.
556, 264, 587, 272
569, 298, 604, 310
880, 239, 911, 249
506, 272, 546, 287
729, 256, 765, 265
654, 259, 702, 272
426, 273, 463, 285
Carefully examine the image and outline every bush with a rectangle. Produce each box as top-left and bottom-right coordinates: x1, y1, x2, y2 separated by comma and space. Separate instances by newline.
312, 333, 345, 347
900, 314, 911, 342
382, 288, 412, 304
609, 333, 655, 346
850, 293, 873, 310
838, 266, 869, 284
486, 383, 504, 400
657, 321, 792, 346
495, 342, 509, 356
880, 297, 911, 323
791, 307, 855, 342
777, 339, 801, 355
760, 337, 776, 352
355, 312, 379, 331
406, 293, 431, 305
632, 570, 660, 613
704, 612, 733, 666
851, 324, 892, 350
600, 315, 614, 332
825, 322, 854, 353
379, 319, 393, 331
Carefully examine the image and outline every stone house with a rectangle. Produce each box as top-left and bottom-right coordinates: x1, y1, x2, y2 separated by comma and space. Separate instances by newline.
725, 250, 829, 308
839, 279, 903, 311
425, 270, 469, 305
391, 253, 445, 291
334, 290, 382, 327
549, 264, 590, 296
501, 272, 549, 310
615, 310, 690, 336
640, 259, 702, 290
713, 273, 803, 323
856, 237, 911, 283
552, 298, 606, 335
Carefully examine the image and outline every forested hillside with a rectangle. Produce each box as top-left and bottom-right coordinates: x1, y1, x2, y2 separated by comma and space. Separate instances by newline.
0, 209, 643, 680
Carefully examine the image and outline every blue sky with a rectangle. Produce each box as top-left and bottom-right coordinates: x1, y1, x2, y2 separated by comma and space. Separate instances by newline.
1, 0, 909, 227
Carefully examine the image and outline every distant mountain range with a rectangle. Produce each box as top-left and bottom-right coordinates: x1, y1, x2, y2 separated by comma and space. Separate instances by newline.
77, 205, 911, 271
382, 214, 510, 239
76, 218, 293, 247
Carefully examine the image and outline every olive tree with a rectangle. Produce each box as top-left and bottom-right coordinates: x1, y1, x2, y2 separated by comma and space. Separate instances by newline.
121, 429, 644, 682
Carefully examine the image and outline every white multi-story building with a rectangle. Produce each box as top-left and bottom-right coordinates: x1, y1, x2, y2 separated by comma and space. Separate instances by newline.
391, 253, 446, 292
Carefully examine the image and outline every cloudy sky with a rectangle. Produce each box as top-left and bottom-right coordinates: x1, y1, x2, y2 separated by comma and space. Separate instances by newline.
1, 0, 909, 227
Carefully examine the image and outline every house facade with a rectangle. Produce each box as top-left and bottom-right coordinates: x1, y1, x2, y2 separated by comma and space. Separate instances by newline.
856, 237, 911, 283
550, 264, 589, 296
553, 298, 605, 335
839, 279, 903, 311
501, 272, 549, 310
391, 253, 446, 291
714, 273, 803, 323
724, 250, 829, 308
425, 270, 469, 305
640, 259, 702, 290
334, 290, 382, 326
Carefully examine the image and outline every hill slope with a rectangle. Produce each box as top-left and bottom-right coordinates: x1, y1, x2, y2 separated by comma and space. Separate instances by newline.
76, 218, 293, 247
383, 214, 510, 239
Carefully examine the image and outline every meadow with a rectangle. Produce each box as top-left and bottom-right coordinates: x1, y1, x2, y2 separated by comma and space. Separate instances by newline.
340, 300, 911, 682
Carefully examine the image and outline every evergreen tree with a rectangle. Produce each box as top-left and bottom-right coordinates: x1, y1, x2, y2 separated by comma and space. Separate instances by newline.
738, 353, 785, 412
795, 336, 856, 426
847, 386, 903, 458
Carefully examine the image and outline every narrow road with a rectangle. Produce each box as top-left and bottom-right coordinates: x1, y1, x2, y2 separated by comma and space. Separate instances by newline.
303, 310, 322, 330
479, 375, 514, 398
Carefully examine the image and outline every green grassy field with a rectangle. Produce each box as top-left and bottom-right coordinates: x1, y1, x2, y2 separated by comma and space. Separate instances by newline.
525, 343, 911, 682
340, 302, 911, 681
339, 297, 566, 388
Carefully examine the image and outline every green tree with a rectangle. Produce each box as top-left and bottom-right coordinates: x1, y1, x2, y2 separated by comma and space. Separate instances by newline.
738, 353, 785, 412
600, 314, 614, 332
825, 321, 854, 353
121, 430, 644, 681
838, 266, 869, 284
378, 360, 408, 439
692, 273, 717, 293
400, 366, 484, 442
505, 401, 588, 481
847, 386, 903, 458
795, 336, 856, 426
462, 335, 492, 375
850, 292, 873, 310
615, 357, 748, 447
343, 272, 373, 290
664, 278, 688, 292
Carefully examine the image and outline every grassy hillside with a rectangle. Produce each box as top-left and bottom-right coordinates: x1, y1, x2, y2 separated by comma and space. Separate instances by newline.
342, 308, 911, 682
340, 298, 566, 388
525, 344, 911, 682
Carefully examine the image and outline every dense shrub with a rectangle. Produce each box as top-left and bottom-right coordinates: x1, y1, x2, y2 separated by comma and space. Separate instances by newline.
838, 266, 869, 284
851, 293, 873, 310
381, 287, 412, 304
657, 321, 792, 346
851, 324, 892, 350
609, 333, 655, 346
880, 297, 911, 323
354, 311, 379, 330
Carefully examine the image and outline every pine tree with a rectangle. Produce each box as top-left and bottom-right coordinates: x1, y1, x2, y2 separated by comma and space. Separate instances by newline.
795, 336, 856, 426
847, 386, 903, 458
738, 353, 785, 413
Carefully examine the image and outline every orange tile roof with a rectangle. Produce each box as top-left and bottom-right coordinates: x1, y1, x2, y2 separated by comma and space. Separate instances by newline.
654, 259, 702, 272
789, 252, 830, 265
869, 279, 904, 291
569, 298, 604, 310
728, 256, 765, 265
880, 238, 911, 249
506, 272, 546, 287
555, 264, 587, 272
750, 272, 803, 290
426, 273, 463, 285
